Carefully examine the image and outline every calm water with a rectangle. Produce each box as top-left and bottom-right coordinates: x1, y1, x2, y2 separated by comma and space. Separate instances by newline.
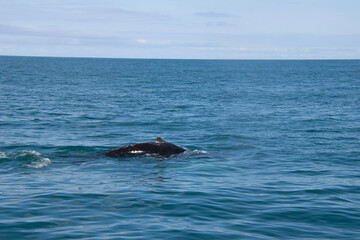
0, 56, 359, 239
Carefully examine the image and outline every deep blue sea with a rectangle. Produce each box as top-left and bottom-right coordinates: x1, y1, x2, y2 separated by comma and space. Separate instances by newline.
0, 56, 359, 239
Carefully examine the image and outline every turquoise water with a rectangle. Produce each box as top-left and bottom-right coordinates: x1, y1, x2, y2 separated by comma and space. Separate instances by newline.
0, 56, 359, 239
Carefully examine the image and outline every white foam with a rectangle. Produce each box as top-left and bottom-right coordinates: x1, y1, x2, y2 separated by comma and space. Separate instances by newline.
19, 150, 51, 169
192, 150, 208, 154
0, 151, 7, 159
24, 157, 51, 169
19, 150, 41, 157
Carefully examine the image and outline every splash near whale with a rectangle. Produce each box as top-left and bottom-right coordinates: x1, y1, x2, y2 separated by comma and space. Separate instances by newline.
104, 137, 186, 157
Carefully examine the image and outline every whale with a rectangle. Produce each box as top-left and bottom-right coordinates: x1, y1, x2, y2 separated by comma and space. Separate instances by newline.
104, 137, 186, 157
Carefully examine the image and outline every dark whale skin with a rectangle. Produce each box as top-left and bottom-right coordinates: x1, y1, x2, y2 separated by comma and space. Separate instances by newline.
104, 137, 186, 157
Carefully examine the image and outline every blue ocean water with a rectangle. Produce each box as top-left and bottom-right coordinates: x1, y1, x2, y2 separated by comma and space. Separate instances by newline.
0, 56, 359, 239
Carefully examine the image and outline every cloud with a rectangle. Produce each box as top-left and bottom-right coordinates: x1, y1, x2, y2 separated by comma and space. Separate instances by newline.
195, 11, 235, 18
1, 21, 359, 59
86, 7, 172, 22
0, 2, 172, 26
206, 21, 236, 27
136, 39, 147, 44
0, 24, 51, 35
0, 23, 134, 48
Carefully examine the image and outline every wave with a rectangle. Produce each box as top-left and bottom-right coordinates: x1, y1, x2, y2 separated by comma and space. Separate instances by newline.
0, 151, 8, 158
19, 150, 51, 169
0, 150, 51, 169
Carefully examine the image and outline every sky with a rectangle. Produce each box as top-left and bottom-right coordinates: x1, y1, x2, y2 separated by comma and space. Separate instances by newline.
0, 0, 359, 59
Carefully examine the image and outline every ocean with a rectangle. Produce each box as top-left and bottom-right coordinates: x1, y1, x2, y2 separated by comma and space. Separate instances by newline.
0, 56, 359, 239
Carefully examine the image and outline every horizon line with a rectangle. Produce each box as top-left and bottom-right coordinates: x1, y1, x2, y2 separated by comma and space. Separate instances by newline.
1, 54, 359, 61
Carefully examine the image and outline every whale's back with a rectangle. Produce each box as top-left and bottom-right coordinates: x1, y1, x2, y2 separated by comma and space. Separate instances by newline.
104, 137, 186, 157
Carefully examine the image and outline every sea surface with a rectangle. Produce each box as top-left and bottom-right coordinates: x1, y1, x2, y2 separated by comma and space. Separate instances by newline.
0, 56, 359, 239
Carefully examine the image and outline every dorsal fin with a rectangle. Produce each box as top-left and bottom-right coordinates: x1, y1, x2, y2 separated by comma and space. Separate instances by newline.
156, 136, 166, 143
